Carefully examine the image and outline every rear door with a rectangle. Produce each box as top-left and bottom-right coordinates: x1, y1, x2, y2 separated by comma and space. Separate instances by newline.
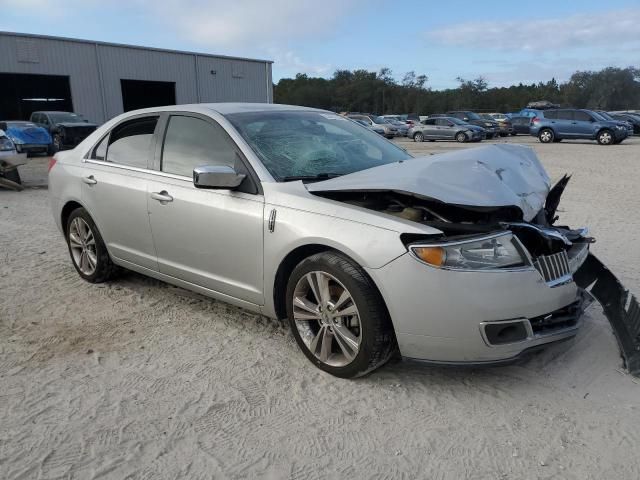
81, 115, 160, 271
551, 110, 574, 136
146, 113, 265, 305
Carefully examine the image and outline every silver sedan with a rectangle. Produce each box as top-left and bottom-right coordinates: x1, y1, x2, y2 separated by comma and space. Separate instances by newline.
49, 103, 594, 378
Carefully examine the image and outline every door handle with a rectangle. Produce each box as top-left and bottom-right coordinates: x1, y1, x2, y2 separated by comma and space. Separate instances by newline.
82, 175, 97, 185
150, 191, 173, 203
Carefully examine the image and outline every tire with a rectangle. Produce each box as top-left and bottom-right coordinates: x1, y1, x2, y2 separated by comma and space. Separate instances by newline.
499, 132, 508, 137
511, 132, 517, 136
597, 129, 614, 145
413, 132, 424, 142
286, 251, 396, 378
455, 132, 467, 143
4, 167, 21, 185
553, 138, 563, 143
66, 207, 117, 283
53, 134, 62, 152
538, 128, 554, 143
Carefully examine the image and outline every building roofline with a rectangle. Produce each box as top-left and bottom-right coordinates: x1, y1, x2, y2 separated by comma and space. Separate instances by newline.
0, 30, 274, 64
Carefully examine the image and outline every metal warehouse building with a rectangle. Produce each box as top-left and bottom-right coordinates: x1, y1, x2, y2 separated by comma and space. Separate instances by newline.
0, 31, 273, 124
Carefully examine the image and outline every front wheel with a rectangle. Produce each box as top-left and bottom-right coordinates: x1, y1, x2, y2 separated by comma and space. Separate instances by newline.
66, 207, 117, 283
538, 128, 554, 143
413, 132, 424, 142
53, 134, 62, 152
455, 132, 467, 143
286, 252, 396, 378
597, 129, 614, 145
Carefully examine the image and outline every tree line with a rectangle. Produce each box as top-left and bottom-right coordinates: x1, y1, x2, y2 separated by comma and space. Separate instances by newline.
274, 66, 640, 115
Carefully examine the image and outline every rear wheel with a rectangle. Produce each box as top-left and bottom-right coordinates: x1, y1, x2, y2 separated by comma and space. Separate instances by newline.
286, 252, 396, 378
538, 128, 554, 143
413, 132, 424, 142
455, 132, 467, 143
597, 129, 614, 145
66, 207, 117, 283
511, 132, 517, 136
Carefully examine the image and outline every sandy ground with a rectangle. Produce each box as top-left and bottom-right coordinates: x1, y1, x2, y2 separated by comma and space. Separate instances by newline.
1, 135, 639, 479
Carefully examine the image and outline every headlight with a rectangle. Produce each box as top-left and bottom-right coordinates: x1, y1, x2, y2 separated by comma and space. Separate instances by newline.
10, 136, 24, 144
484, 122, 493, 127
410, 232, 528, 270
0, 138, 15, 151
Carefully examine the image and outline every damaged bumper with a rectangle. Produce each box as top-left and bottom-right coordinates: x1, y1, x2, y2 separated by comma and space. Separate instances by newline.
367, 239, 593, 365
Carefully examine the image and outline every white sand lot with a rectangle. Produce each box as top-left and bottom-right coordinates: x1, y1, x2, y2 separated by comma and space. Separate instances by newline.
1, 136, 639, 479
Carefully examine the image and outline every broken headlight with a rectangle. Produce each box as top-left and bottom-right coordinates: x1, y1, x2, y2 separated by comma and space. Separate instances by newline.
410, 232, 529, 271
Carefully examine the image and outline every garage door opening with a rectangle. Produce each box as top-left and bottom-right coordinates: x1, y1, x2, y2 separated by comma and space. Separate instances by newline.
0, 73, 73, 120
121, 79, 176, 112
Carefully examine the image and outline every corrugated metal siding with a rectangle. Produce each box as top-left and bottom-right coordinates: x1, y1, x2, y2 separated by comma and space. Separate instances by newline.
0, 35, 104, 122
196, 56, 272, 103
0, 33, 273, 124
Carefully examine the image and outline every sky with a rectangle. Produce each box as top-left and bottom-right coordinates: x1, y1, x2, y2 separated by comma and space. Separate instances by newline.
1, 0, 639, 89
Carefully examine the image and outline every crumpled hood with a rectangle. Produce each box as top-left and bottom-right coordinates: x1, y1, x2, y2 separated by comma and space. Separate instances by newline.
307, 144, 551, 221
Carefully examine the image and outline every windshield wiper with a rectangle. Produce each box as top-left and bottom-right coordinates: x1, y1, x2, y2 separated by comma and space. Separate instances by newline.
280, 173, 344, 183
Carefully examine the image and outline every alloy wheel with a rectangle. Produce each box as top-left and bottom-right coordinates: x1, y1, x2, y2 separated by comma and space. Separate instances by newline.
68, 217, 98, 275
540, 130, 553, 143
292, 271, 362, 367
599, 131, 612, 144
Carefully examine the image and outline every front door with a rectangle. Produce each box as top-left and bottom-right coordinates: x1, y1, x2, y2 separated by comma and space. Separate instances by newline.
147, 114, 265, 305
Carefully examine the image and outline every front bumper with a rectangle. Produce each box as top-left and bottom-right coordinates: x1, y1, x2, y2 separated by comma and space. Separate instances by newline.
366, 243, 591, 364
15, 143, 50, 154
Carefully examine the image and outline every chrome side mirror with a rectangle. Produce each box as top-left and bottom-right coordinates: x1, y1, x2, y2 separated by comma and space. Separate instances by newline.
193, 165, 246, 189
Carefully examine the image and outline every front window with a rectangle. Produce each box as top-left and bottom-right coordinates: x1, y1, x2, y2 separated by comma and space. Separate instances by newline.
48, 112, 86, 123
226, 111, 411, 181
465, 112, 482, 120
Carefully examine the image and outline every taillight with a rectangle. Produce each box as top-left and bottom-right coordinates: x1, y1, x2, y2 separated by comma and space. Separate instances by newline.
531, 117, 540, 124
48, 157, 57, 172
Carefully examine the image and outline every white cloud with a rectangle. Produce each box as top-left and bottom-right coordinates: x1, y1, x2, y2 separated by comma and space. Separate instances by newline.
151, 0, 360, 48
427, 8, 640, 51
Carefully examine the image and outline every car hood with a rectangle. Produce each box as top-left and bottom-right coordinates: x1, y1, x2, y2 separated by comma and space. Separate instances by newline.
307, 144, 551, 222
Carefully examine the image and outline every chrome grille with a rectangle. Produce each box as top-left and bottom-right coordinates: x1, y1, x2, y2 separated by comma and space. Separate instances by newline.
534, 251, 570, 283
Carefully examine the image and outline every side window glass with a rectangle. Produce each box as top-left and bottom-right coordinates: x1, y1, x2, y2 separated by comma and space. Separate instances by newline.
556, 111, 573, 120
91, 135, 109, 161
574, 111, 592, 122
544, 111, 557, 119
106, 116, 158, 168
161, 115, 238, 177
42, 115, 49, 125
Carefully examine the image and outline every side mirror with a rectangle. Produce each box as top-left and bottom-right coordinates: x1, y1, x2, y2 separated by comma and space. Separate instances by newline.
193, 165, 246, 190
463, 117, 469, 121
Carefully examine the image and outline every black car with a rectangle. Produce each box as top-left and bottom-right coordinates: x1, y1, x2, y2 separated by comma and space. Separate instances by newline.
445, 111, 499, 139
608, 112, 640, 135
30, 111, 98, 151
510, 116, 532, 135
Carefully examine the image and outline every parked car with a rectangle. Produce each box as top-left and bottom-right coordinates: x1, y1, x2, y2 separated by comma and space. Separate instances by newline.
382, 118, 409, 136
0, 129, 22, 188
50, 103, 599, 377
346, 114, 398, 138
446, 111, 499, 138
530, 109, 628, 145
484, 113, 514, 136
594, 111, 633, 137
0, 121, 54, 156
0, 128, 17, 158
30, 111, 98, 151
608, 112, 640, 135
410, 117, 484, 143
510, 116, 532, 135
353, 119, 386, 136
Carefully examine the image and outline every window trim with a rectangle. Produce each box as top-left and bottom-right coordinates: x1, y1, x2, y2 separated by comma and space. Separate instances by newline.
156, 111, 262, 195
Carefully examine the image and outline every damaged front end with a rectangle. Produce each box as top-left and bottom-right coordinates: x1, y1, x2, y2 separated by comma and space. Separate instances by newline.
308, 145, 640, 376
